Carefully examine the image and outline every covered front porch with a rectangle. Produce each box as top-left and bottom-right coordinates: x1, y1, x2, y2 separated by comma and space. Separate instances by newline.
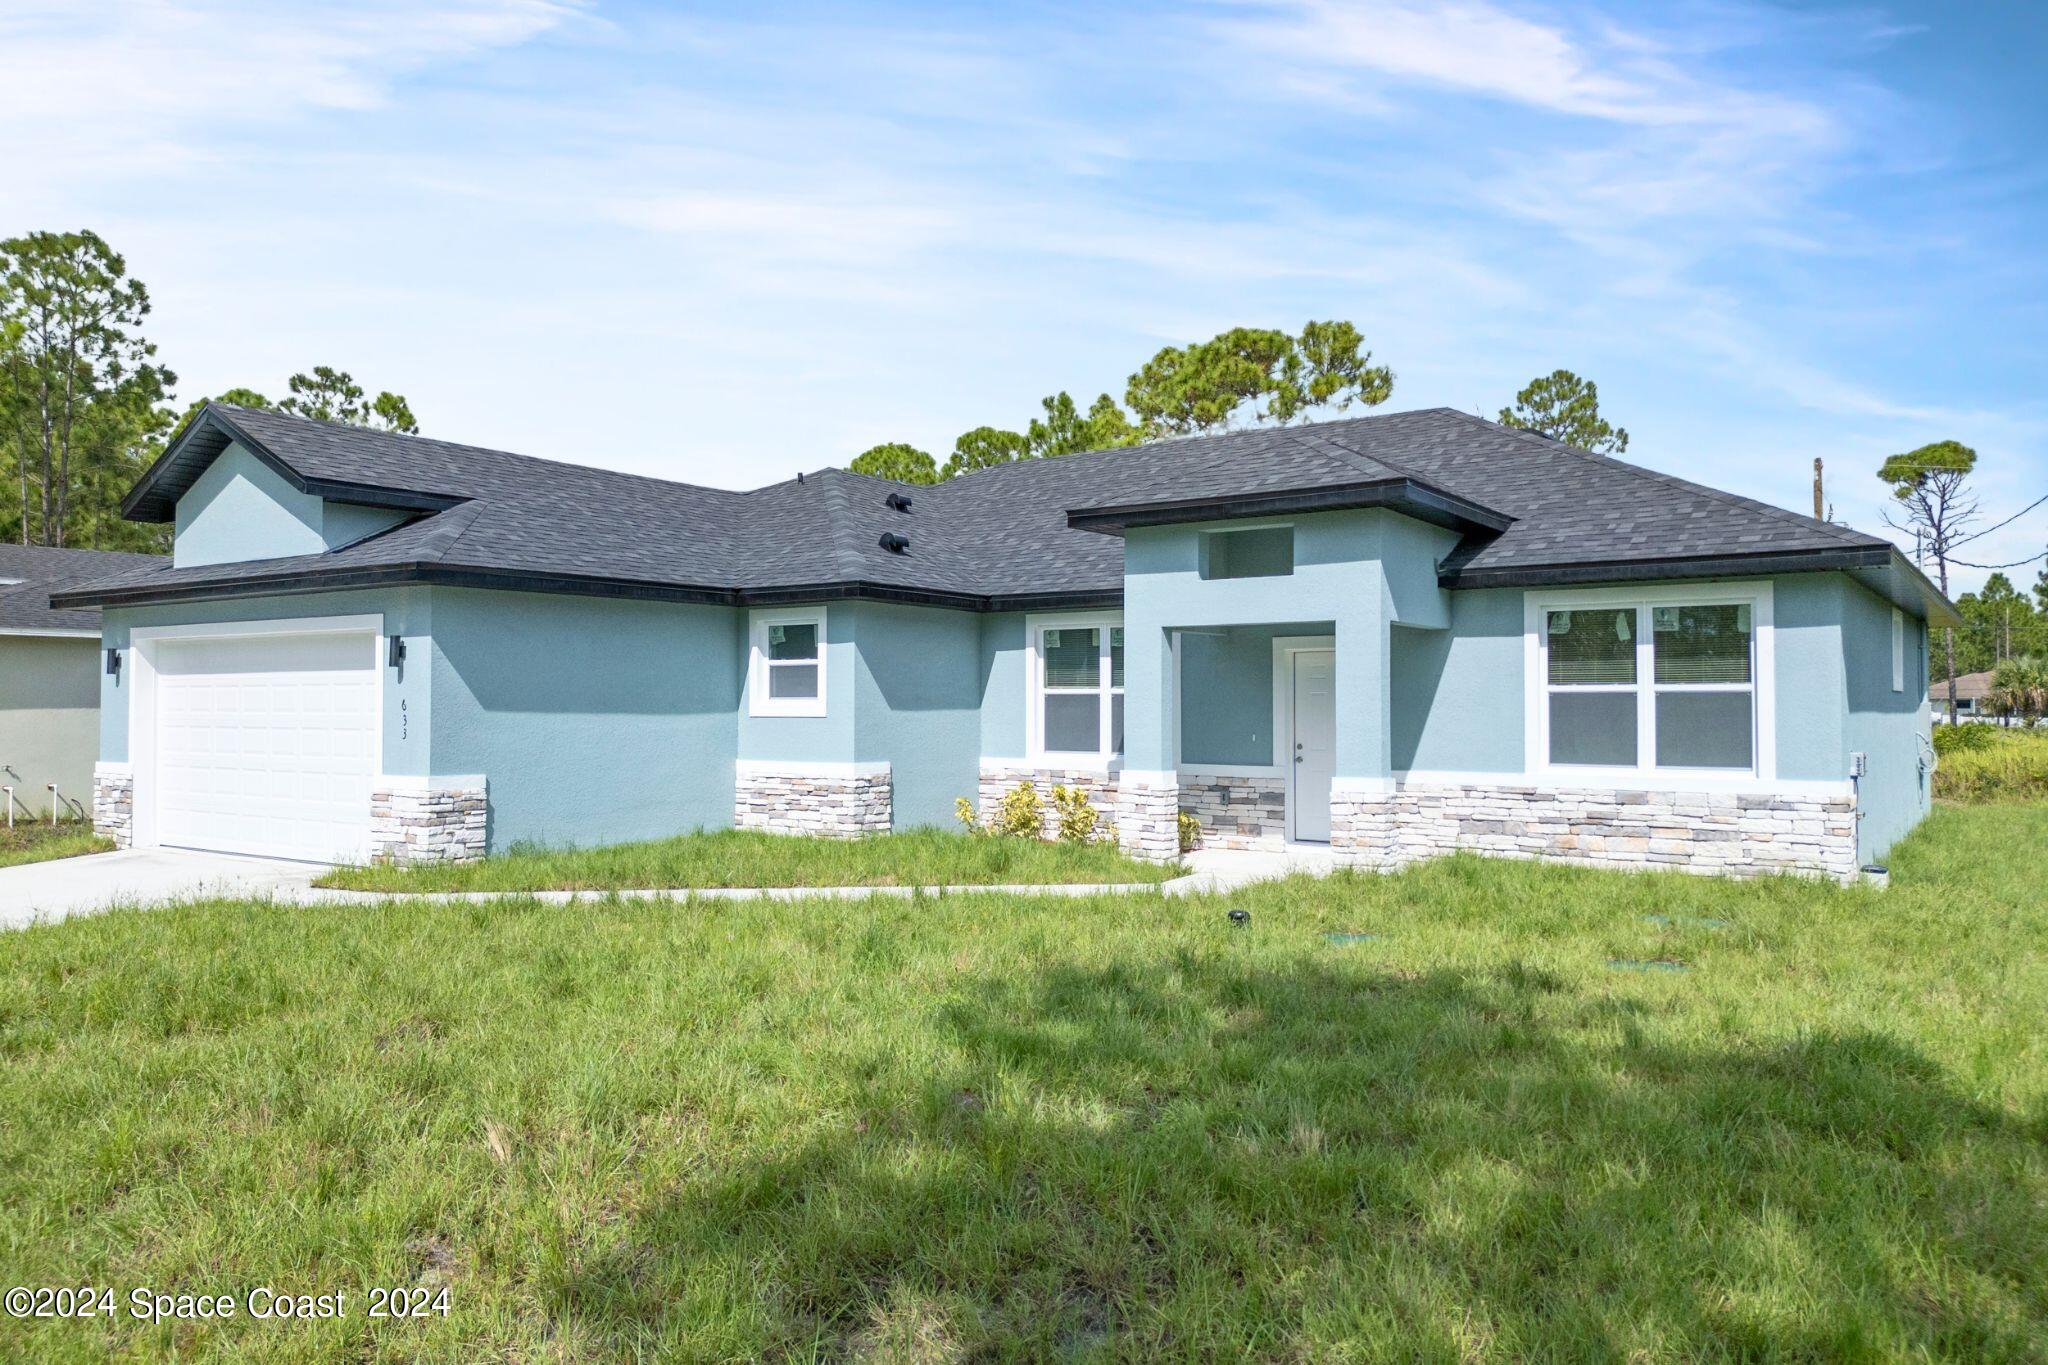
1109, 508, 1460, 863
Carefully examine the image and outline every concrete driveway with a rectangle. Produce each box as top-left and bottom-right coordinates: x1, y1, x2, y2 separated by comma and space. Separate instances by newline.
0, 848, 325, 930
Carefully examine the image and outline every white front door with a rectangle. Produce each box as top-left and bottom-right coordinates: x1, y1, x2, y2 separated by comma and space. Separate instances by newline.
150, 632, 379, 863
1290, 648, 1335, 842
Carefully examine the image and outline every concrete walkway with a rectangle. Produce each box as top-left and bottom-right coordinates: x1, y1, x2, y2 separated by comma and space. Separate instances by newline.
3, 842, 1343, 927
0, 848, 324, 930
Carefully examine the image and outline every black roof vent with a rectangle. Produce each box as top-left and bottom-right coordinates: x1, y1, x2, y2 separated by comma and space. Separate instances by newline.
879, 531, 910, 554
885, 491, 913, 512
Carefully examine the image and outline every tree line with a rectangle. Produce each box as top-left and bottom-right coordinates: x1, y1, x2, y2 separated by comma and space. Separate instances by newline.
0, 230, 418, 551
850, 329, 1631, 484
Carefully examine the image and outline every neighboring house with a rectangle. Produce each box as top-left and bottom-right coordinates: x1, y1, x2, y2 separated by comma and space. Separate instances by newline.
1, 544, 165, 820
53, 403, 1954, 880
1932, 670, 1992, 722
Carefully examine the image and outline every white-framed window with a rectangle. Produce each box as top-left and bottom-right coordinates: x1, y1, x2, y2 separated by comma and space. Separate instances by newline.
748, 607, 826, 717
1892, 608, 1905, 693
1027, 615, 1123, 765
1526, 584, 1773, 780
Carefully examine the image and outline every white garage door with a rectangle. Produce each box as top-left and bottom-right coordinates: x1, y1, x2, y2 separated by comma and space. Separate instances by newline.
151, 631, 378, 863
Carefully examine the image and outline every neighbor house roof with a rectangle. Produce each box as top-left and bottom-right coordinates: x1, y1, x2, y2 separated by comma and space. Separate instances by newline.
0, 544, 165, 635
53, 402, 1958, 624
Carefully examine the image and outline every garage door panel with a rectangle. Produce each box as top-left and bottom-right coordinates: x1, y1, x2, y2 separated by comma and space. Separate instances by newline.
150, 633, 377, 863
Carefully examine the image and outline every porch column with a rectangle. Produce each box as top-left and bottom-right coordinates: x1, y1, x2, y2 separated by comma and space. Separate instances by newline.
1330, 579, 1398, 869
1117, 620, 1181, 862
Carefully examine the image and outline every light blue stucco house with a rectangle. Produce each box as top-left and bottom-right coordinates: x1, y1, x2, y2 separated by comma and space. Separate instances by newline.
53, 403, 1955, 880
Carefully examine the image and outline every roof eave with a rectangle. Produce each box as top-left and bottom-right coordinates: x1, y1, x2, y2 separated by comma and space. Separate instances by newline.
1439, 544, 1964, 625
120, 405, 467, 524
1065, 478, 1513, 537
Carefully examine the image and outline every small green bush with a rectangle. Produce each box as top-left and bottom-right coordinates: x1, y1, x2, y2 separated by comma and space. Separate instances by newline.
1178, 811, 1203, 854
1049, 784, 1100, 843
1933, 722, 1997, 755
954, 796, 983, 833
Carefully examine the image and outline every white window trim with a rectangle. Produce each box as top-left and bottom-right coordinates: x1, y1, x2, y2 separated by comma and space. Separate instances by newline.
748, 606, 827, 718
1025, 611, 1123, 770
1522, 581, 1776, 784
1891, 608, 1905, 693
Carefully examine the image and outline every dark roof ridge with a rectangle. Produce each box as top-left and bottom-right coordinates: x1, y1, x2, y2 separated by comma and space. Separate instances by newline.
1438, 408, 1880, 550
212, 404, 752, 505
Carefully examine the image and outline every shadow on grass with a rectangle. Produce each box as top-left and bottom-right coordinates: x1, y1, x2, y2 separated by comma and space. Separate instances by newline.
552, 955, 2046, 1359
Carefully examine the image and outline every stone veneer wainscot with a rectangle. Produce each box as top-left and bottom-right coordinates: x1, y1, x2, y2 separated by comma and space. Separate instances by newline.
976, 764, 1120, 841
1334, 781, 1859, 883
91, 764, 134, 849
736, 764, 892, 838
370, 779, 488, 865
1178, 774, 1287, 849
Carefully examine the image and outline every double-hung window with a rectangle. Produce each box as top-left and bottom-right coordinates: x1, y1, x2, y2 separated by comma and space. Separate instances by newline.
749, 608, 826, 717
1031, 620, 1123, 762
1537, 591, 1764, 776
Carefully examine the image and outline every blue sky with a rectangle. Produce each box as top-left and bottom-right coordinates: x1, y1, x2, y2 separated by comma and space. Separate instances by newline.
7, 0, 2044, 593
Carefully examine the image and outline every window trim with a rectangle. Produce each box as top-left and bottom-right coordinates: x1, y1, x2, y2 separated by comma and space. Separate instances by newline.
1891, 608, 1905, 693
748, 606, 827, 718
1522, 582, 1775, 783
1025, 611, 1123, 770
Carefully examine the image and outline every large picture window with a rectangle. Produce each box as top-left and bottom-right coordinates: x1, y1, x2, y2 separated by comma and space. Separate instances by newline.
1538, 593, 1763, 775
1031, 619, 1123, 762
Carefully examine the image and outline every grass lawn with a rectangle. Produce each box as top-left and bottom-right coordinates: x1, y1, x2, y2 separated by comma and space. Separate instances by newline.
0, 821, 113, 870
315, 826, 1175, 893
3, 805, 2044, 1360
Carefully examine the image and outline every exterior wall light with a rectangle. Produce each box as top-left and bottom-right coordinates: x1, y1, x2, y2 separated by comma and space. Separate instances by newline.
388, 635, 407, 668
105, 648, 121, 678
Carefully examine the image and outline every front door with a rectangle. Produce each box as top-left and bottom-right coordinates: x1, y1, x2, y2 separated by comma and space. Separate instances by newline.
1290, 649, 1335, 842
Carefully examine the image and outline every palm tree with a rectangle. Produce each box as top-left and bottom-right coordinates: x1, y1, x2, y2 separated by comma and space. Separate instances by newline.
1985, 656, 2048, 727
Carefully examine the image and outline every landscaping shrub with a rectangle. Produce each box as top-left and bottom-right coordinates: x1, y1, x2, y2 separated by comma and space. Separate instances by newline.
1178, 810, 1203, 854
1932, 726, 2048, 803
991, 782, 1046, 838
1933, 722, 1998, 755
1049, 784, 1100, 843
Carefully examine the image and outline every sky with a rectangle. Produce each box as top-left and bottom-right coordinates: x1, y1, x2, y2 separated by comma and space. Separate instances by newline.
5, 0, 2044, 595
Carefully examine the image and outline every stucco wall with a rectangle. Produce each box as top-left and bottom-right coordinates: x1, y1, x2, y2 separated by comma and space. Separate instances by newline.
849, 601, 982, 829
977, 612, 1028, 761
1840, 580, 1932, 864
173, 443, 406, 569
430, 587, 741, 849
1178, 625, 1289, 768
1390, 587, 1524, 773
0, 635, 100, 818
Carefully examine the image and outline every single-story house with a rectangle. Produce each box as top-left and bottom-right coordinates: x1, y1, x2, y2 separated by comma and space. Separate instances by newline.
1, 544, 165, 820
53, 403, 1954, 880
1932, 670, 1992, 721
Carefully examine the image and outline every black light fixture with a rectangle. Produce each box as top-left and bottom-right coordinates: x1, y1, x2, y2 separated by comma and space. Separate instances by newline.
387, 635, 407, 667
885, 492, 914, 512
878, 532, 910, 554
105, 647, 121, 678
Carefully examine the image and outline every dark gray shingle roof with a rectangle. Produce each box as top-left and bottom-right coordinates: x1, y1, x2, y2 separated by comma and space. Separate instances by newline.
0, 544, 165, 633
57, 402, 1939, 619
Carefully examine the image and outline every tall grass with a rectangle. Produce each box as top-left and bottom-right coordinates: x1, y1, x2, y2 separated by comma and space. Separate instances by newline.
1933, 725, 2048, 803
317, 826, 1173, 893
3, 804, 2043, 1360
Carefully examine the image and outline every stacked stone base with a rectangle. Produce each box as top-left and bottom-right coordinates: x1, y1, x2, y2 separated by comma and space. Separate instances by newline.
1180, 775, 1287, 849
736, 767, 892, 837
370, 781, 488, 865
1334, 782, 1860, 883
92, 765, 134, 849
1115, 775, 1181, 861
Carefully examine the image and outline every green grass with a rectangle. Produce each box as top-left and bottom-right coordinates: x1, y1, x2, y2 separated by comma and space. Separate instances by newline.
315, 826, 1175, 893
1934, 726, 2048, 802
4, 805, 2044, 1360
0, 820, 113, 869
